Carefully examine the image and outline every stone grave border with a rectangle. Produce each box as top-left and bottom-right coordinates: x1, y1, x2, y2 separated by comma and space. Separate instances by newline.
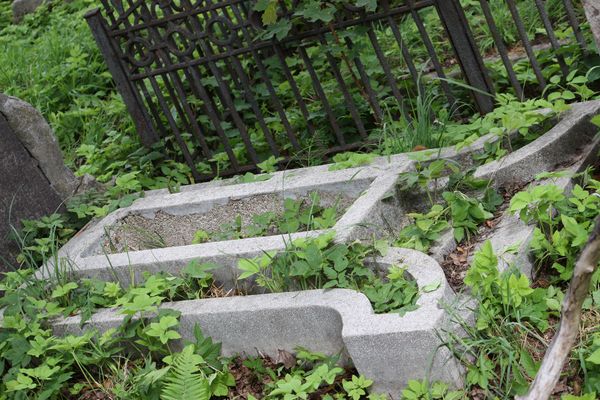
24, 100, 600, 398
52, 248, 463, 397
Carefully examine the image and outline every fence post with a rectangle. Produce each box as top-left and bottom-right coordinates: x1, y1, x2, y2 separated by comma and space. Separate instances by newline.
434, 0, 495, 113
84, 8, 160, 146
583, 0, 600, 54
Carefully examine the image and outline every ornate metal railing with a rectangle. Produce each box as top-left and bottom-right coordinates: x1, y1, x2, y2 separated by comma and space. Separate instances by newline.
86, 0, 588, 180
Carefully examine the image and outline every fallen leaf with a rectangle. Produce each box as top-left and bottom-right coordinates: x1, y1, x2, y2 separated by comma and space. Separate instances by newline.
275, 349, 296, 369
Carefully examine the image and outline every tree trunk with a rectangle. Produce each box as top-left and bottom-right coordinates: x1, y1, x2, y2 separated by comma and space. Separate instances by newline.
517, 216, 600, 400
583, 0, 600, 53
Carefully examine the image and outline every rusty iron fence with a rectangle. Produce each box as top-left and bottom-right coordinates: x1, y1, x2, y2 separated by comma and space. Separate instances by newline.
86, 0, 589, 180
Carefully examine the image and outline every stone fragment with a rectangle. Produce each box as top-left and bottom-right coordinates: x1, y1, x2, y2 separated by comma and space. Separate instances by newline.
11, 0, 44, 22
0, 93, 79, 199
0, 113, 63, 272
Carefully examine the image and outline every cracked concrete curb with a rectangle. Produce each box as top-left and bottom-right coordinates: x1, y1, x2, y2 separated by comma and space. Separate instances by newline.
468, 134, 600, 278
474, 101, 600, 186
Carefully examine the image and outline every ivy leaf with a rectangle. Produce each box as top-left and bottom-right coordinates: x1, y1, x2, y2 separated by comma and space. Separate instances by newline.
51, 282, 78, 298
355, 0, 377, 12
295, 2, 336, 23
262, 0, 278, 25
586, 348, 600, 365
253, 0, 271, 11
237, 258, 261, 280
509, 191, 531, 214
262, 19, 292, 41
5, 374, 37, 392
453, 226, 465, 243
561, 215, 589, 247
422, 281, 441, 293
183, 261, 219, 279
120, 294, 162, 315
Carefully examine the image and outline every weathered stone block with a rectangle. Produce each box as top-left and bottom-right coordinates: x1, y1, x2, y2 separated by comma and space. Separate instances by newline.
47, 165, 410, 285
11, 0, 44, 22
0, 94, 79, 199
0, 113, 63, 272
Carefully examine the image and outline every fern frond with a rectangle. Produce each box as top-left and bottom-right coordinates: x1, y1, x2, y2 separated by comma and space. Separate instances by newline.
161, 345, 210, 400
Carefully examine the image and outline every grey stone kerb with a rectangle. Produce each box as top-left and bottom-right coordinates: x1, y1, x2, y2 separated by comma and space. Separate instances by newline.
52, 248, 463, 398
46, 101, 600, 286
45, 160, 413, 285
424, 100, 600, 268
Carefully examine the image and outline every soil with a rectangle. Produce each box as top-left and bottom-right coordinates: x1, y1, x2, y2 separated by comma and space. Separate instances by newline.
227, 355, 278, 399
102, 192, 355, 254
441, 183, 527, 292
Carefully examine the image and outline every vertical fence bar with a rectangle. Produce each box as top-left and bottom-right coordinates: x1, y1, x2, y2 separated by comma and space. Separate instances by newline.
478, 0, 524, 99
230, 3, 301, 151
85, 8, 159, 146
272, 44, 318, 138
408, 0, 456, 106
381, 0, 421, 93
505, 0, 547, 90
319, 36, 368, 139
534, 0, 570, 78
563, 0, 588, 52
366, 27, 408, 114
343, 36, 384, 122
435, 0, 494, 113
124, 0, 210, 179
298, 46, 346, 145
203, 0, 278, 161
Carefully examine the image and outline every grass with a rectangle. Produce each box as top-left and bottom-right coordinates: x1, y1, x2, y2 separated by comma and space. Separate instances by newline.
376, 80, 456, 154
0, 0, 128, 160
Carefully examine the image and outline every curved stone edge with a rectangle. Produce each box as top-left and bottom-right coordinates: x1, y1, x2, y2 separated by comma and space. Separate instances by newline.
427, 100, 600, 265
467, 133, 600, 278
474, 100, 600, 186
46, 248, 462, 398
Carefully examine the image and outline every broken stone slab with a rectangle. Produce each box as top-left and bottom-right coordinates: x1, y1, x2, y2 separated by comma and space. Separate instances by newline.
474, 101, 600, 187
0, 113, 64, 272
11, 0, 44, 22
141, 108, 530, 202
142, 107, 555, 208
0, 94, 82, 199
50, 248, 465, 398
